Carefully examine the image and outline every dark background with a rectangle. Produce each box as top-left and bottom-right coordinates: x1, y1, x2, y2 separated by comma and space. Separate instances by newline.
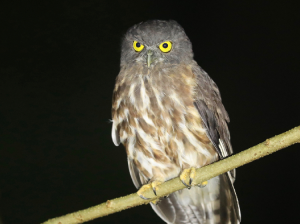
1, 1, 300, 224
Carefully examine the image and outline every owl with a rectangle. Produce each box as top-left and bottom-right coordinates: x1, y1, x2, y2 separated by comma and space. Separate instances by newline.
111, 20, 241, 224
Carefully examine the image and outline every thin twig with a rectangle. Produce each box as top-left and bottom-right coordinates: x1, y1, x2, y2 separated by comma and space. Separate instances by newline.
42, 126, 300, 224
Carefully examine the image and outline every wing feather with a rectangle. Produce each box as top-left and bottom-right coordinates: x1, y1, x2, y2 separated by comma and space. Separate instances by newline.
192, 63, 232, 158
111, 121, 120, 146
127, 158, 142, 189
192, 63, 236, 181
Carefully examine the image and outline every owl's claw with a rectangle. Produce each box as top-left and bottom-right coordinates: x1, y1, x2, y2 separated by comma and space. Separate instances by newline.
137, 181, 163, 201
153, 187, 158, 196
181, 179, 191, 189
139, 194, 151, 200
189, 177, 193, 186
180, 167, 196, 189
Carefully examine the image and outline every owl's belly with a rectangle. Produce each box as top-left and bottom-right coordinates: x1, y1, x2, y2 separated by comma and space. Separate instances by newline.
114, 102, 218, 183
112, 66, 218, 182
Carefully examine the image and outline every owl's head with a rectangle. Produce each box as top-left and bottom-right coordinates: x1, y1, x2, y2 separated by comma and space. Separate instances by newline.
120, 20, 193, 68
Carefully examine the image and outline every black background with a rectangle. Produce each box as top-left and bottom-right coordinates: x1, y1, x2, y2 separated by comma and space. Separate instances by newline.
1, 1, 300, 224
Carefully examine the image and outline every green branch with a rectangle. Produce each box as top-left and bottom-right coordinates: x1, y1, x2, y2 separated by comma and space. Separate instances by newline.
42, 126, 300, 224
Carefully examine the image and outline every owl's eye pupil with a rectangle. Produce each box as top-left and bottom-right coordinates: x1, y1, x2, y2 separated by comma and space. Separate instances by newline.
163, 43, 168, 48
136, 42, 141, 48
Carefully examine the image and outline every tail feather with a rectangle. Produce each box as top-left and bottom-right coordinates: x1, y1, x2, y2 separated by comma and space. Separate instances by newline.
150, 173, 240, 224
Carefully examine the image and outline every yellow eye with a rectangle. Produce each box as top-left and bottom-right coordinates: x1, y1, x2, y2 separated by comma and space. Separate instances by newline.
159, 41, 172, 53
133, 41, 144, 52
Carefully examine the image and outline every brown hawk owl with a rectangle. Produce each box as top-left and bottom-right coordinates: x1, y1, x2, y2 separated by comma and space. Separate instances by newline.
111, 20, 241, 224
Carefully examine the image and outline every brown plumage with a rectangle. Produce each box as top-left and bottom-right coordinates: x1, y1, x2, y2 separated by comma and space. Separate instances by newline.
112, 20, 240, 224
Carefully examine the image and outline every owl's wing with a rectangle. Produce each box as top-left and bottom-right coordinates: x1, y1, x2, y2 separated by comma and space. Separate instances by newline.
127, 157, 143, 189
192, 63, 232, 158
191, 63, 241, 221
192, 63, 237, 181
111, 122, 120, 146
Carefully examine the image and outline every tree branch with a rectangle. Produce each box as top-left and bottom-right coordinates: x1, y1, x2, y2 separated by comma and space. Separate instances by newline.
42, 126, 300, 224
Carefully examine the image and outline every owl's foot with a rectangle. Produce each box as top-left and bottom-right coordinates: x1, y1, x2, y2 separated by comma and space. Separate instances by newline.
180, 167, 196, 189
137, 180, 163, 200
180, 167, 208, 189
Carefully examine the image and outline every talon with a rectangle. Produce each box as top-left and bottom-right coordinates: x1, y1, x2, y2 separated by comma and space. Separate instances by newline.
137, 183, 153, 200
181, 179, 191, 189
153, 187, 157, 196
152, 180, 163, 196
139, 194, 151, 200
137, 181, 163, 200
190, 167, 196, 184
180, 167, 196, 189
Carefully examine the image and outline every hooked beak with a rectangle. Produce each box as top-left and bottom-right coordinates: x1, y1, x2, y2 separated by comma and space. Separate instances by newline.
147, 50, 154, 67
